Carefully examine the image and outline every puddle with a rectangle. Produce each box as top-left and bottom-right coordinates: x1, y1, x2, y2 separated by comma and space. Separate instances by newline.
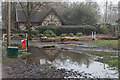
25, 46, 118, 78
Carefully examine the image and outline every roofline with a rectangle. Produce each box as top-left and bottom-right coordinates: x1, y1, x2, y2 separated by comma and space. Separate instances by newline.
15, 8, 66, 25
39, 8, 65, 25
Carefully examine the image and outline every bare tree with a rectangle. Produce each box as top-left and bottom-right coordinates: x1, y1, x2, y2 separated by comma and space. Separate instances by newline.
17, 1, 46, 40
104, 0, 108, 23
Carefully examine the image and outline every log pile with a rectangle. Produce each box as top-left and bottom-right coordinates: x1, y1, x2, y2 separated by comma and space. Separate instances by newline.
41, 37, 59, 42
61, 37, 79, 41
41, 37, 79, 42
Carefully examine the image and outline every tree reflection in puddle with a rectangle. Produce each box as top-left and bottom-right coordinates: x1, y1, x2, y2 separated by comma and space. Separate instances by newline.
26, 46, 118, 78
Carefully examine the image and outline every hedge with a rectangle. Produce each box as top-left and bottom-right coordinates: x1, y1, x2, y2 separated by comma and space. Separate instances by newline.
38, 25, 95, 36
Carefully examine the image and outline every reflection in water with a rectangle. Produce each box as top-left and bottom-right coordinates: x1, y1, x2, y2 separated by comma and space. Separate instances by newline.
27, 46, 118, 78
28, 47, 92, 68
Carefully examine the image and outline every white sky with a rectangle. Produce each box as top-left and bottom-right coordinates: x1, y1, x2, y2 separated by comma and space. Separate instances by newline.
0, 0, 119, 21
0, 1, 1, 22
69, 0, 119, 4
1, 0, 120, 3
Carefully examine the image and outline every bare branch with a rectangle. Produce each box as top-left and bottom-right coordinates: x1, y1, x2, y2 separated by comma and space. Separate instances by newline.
18, 0, 28, 21
30, 2, 43, 19
29, 2, 40, 14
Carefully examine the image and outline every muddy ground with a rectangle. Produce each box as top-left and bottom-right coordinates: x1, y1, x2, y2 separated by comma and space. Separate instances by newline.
2, 41, 119, 79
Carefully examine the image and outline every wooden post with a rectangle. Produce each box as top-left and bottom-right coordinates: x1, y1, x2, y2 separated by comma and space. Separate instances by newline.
2, 35, 4, 43
94, 32, 96, 40
6, 1, 11, 46
26, 34, 29, 52
92, 31, 93, 40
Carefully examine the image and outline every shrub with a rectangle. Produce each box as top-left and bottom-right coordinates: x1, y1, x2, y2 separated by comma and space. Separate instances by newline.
43, 30, 54, 35
76, 32, 83, 37
13, 35, 20, 38
21, 30, 28, 33
99, 23, 112, 34
37, 34, 44, 37
51, 33, 57, 37
38, 25, 95, 36
61, 33, 67, 37
45, 34, 51, 37
69, 33, 74, 37
118, 33, 120, 38
31, 30, 39, 35
19, 33, 25, 37
31, 35, 35, 38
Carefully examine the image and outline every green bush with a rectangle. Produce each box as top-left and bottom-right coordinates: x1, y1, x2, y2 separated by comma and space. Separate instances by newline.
61, 33, 67, 37
76, 32, 83, 37
118, 33, 120, 38
99, 23, 113, 34
37, 34, 44, 37
51, 33, 57, 37
19, 33, 25, 37
69, 33, 74, 37
43, 30, 54, 35
45, 34, 51, 37
21, 30, 28, 33
31, 35, 35, 38
38, 25, 95, 36
13, 35, 21, 38
31, 30, 39, 35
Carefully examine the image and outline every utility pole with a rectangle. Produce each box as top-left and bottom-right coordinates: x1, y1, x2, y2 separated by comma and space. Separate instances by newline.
6, 1, 11, 46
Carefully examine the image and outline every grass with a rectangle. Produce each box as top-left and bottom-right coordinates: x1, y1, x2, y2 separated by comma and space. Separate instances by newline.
22, 52, 31, 55
42, 71, 46, 75
2, 52, 31, 66
2, 52, 30, 65
84, 50, 118, 70
29, 40, 38, 43
2, 42, 6, 46
2, 57, 20, 66
99, 56, 118, 69
88, 40, 118, 49
84, 50, 117, 56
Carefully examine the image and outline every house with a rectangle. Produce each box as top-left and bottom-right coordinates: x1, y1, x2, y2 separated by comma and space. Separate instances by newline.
15, 5, 64, 30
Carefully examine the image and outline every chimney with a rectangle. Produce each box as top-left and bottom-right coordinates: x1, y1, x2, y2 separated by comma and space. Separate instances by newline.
36, 4, 40, 10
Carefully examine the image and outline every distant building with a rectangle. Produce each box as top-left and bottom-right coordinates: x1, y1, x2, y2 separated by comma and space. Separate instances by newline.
15, 5, 64, 30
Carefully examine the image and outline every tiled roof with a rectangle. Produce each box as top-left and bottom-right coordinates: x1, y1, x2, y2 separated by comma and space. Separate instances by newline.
16, 5, 51, 22
16, 5, 64, 24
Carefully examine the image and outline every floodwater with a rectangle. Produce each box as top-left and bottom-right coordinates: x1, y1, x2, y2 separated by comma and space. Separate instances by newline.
26, 46, 118, 78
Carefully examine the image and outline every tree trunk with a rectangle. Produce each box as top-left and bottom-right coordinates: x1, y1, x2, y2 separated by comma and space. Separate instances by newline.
7, 2, 11, 46
27, 2, 32, 40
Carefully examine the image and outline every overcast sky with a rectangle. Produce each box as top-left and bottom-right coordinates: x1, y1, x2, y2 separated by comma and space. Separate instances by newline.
0, 0, 119, 22
71, 0, 119, 4
0, 1, 1, 22
1, 0, 120, 3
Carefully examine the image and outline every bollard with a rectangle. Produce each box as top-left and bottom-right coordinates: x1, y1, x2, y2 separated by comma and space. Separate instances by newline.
92, 31, 94, 40
94, 32, 96, 40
